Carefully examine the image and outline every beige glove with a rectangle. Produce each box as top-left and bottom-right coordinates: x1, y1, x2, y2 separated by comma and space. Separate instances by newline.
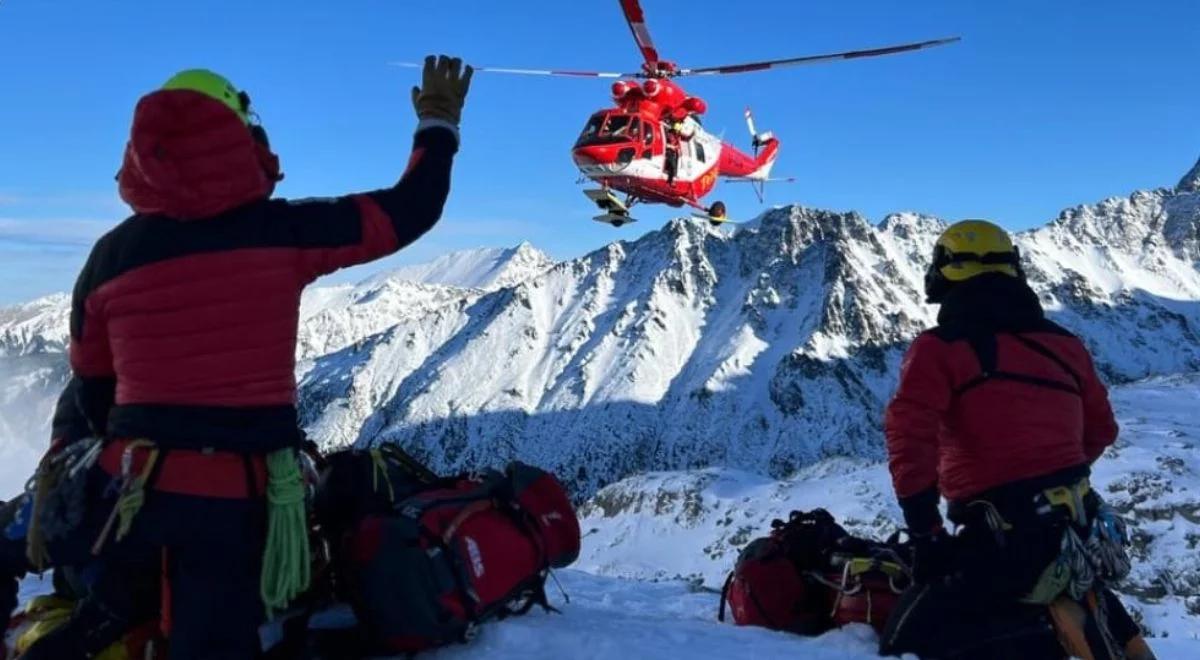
411, 55, 473, 126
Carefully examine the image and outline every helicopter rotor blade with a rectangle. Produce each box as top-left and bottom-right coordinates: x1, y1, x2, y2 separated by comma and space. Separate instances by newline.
675, 37, 961, 77
619, 0, 662, 68
390, 62, 636, 79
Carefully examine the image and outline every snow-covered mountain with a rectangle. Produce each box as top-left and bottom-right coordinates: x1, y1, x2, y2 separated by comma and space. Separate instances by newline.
1179, 155, 1200, 194
298, 243, 554, 361
299, 159, 1200, 496
0, 293, 70, 358
0, 294, 73, 488
361, 242, 556, 291
7, 165, 1196, 496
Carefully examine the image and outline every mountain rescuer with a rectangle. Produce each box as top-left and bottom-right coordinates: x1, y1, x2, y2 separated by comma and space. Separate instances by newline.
878, 220, 1152, 659
36, 56, 471, 659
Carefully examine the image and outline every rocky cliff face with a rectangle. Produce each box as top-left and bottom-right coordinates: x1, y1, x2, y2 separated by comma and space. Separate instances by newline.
296, 163, 1199, 497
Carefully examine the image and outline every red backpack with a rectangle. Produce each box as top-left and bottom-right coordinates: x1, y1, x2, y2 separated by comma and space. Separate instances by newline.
345, 462, 580, 654
718, 509, 848, 635
823, 552, 909, 634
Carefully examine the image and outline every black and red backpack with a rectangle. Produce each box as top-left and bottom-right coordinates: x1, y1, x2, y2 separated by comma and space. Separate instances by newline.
718, 509, 848, 635
345, 461, 581, 655
822, 534, 912, 635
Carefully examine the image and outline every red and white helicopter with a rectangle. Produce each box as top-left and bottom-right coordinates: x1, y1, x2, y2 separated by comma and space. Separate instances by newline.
405, 1, 958, 227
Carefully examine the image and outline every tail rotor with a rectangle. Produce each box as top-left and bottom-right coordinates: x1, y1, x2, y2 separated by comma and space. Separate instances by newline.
745, 107, 775, 154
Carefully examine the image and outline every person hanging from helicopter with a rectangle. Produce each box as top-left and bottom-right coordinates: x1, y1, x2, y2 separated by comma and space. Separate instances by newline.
663, 122, 680, 186
662, 105, 701, 188
670, 107, 696, 140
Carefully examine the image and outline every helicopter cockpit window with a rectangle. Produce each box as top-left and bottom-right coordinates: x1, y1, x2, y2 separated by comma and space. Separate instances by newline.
604, 115, 633, 139
643, 121, 654, 146
577, 114, 643, 146
578, 114, 605, 143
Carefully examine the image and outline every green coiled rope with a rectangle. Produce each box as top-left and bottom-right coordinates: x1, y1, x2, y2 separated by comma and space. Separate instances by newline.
260, 448, 311, 619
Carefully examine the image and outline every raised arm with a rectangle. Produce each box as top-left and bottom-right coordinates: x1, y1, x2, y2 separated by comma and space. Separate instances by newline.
279, 55, 473, 281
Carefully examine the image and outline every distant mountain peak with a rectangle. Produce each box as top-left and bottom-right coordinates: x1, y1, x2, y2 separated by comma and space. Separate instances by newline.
1179, 155, 1200, 194
0, 293, 71, 357
877, 212, 946, 239
362, 244, 555, 292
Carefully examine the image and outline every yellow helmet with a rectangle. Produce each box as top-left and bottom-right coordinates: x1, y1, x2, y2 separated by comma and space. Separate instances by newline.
923, 219, 1024, 303
162, 69, 250, 124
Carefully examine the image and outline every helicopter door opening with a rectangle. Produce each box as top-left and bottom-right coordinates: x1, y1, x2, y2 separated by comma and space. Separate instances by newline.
641, 119, 655, 159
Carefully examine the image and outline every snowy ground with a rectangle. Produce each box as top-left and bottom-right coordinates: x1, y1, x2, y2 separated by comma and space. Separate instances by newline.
13, 376, 1200, 657
572, 374, 1200, 652
425, 570, 1196, 660
22, 568, 1200, 659
425, 570, 886, 660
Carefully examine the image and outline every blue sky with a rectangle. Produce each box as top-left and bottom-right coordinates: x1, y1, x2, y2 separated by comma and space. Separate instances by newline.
0, 0, 1197, 304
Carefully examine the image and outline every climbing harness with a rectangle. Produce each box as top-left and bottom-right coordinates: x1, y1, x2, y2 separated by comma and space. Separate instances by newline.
91, 440, 161, 556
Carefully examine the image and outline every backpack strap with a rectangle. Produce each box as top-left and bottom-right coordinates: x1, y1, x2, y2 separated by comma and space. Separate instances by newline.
718, 572, 734, 622
953, 332, 1082, 397
376, 444, 440, 485
1010, 333, 1082, 391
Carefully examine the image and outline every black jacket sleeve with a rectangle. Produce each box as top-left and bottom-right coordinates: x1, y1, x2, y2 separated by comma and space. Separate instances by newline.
52, 377, 97, 445
281, 124, 460, 281
68, 238, 117, 436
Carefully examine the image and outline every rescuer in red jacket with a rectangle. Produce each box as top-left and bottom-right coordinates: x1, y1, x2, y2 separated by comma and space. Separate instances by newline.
33, 56, 472, 659
877, 220, 1152, 659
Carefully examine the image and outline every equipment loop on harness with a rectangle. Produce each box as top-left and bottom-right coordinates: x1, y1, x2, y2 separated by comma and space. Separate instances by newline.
91, 439, 160, 556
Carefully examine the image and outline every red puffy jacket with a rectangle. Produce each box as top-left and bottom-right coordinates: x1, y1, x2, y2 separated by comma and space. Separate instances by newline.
884, 275, 1118, 532
68, 88, 458, 465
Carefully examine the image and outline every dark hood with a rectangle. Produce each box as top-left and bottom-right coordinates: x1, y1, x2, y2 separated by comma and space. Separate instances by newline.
936, 273, 1045, 333
117, 89, 281, 220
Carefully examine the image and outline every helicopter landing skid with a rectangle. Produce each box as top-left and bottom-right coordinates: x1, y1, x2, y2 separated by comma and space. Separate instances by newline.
585, 189, 637, 227
593, 213, 637, 228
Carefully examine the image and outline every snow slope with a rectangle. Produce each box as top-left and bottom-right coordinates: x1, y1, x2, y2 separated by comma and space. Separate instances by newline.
576, 374, 1200, 642
3, 164, 1198, 499
17, 568, 1200, 659
359, 242, 555, 291
298, 161, 1200, 497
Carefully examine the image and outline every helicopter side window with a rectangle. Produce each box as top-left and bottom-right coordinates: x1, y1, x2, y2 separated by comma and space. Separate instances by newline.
695, 141, 706, 163
643, 121, 654, 146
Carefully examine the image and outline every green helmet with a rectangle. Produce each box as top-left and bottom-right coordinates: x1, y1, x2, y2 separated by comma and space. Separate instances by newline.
161, 69, 249, 124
